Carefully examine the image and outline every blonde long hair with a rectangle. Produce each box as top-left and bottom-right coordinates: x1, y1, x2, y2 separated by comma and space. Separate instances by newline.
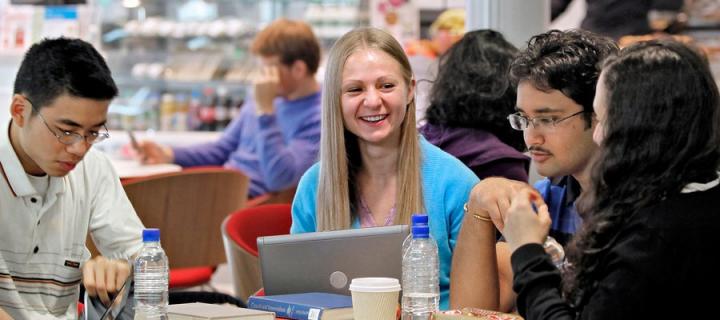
317, 27, 424, 231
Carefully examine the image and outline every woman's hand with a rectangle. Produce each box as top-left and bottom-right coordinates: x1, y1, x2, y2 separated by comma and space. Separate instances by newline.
467, 177, 540, 232
503, 189, 552, 253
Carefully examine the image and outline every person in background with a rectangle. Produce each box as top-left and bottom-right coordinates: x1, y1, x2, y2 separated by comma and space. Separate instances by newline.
450, 30, 617, 311
552, 0, 685, 40
407, 8, 466, 124
506, 39, 720, 319
290, 27, 479, 310
406, 8, 466, 59
138, 19, 322, 198
0, 37, 144, 319
419, 29, 529, 182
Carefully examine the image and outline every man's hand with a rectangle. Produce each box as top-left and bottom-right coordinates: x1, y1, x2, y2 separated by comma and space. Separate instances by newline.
82, 256, 131, 306
0, 307, 13, 320
136, 140, 173, 165
254, 66, 280, 115
503, 189, 552, 252
467, 177, 542, 232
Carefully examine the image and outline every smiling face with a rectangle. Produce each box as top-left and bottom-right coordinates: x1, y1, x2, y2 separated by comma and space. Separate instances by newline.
10, 93, 110, 176
516, 81, 598, 179
340, 48, 415, 148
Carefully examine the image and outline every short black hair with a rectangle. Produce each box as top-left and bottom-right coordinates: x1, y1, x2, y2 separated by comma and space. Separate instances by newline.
425, 29, 525, 151
509, 29, 618, 126
13, 37, 118, 111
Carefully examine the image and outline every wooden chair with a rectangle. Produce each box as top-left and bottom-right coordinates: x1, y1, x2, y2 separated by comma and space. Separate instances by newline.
221, 204, 292, 302
123, 167, 249, 288
245, 186, 297, 207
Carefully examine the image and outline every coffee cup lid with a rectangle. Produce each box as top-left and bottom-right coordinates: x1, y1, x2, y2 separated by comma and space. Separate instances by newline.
349, 277, 401, 292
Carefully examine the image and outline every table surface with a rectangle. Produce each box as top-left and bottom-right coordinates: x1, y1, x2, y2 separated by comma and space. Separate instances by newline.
111, 158, 182, 179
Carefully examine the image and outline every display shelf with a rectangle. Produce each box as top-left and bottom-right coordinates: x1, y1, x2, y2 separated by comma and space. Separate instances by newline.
113, 77, 249, 91
99, 0, 368, 133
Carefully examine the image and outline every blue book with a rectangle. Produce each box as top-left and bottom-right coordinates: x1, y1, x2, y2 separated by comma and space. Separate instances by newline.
247, 292, 353, 320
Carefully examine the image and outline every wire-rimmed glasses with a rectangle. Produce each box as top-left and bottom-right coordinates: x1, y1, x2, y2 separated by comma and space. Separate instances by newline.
23, 96, 110, 145
508, 110, 585, 131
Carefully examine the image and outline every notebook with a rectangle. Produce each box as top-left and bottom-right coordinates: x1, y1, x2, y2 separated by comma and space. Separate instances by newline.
258, 225, 409, 295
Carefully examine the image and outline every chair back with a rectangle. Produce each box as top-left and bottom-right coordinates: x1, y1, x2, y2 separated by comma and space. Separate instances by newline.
245, 186, 297, 207
221, 204, 292, 301
124, 167, 249, 269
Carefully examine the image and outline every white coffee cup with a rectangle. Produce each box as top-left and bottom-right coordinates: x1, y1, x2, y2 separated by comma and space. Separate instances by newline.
349, 277, 401, 320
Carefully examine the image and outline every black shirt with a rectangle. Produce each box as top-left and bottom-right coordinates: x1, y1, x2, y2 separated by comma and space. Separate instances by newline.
511, 184, 720, 319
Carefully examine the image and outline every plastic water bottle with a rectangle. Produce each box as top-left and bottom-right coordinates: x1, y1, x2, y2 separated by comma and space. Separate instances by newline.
402, 214, 429, 255
544, 236, 566, 269
134, 228, 169, 320
402, 214, 439, 320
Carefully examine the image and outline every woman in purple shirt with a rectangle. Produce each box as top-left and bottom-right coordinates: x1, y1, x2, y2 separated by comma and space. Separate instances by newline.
419, 29, 529, 182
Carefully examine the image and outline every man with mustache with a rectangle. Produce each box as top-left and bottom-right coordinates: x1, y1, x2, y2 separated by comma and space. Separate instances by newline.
449, 29, 618, 312
0, 38, 144, 319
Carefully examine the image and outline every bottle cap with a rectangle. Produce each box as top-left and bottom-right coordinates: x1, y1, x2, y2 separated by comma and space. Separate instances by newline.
142, 228, 160, 242
411, 225, 430, 238
411, 214, 428, 226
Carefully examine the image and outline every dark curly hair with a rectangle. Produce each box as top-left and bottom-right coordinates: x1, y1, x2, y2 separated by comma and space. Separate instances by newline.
509, 29, 617, 127
564, 40, 720, 310
424, 29, 524, 151
14, 37, 118, 112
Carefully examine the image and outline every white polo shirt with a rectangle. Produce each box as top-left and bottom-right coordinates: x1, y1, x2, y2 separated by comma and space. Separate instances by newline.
0, 121, 144, 319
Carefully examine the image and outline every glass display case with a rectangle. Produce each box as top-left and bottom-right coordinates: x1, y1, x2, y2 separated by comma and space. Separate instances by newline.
99, 0, 368, 132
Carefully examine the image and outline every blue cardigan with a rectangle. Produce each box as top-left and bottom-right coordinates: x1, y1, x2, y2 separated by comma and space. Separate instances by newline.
291, 137, 479, 310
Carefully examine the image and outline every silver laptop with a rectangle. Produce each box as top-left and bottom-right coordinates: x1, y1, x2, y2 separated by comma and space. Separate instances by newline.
258, 225, 409, 295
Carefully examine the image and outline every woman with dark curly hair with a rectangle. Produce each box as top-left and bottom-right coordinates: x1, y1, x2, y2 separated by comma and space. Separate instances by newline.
502, 40, 720, 319
419, 29, 529, 181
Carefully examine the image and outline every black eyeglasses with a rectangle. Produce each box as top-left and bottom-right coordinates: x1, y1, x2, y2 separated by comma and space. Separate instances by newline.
23, 96, 110, 145
507, 110, 585, 131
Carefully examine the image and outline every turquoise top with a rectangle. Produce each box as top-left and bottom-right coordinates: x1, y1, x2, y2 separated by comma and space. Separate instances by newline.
291, 137, 479, 309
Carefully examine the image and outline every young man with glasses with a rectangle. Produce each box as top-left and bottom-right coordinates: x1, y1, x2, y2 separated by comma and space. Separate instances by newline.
0, 38, 144, 318
450, 30, 618, 311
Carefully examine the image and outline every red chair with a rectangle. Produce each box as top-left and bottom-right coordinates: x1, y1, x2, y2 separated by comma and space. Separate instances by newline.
221, 204, 292, 302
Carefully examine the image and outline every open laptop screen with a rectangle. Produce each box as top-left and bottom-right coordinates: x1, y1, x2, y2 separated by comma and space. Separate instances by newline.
258, 225, 409, 295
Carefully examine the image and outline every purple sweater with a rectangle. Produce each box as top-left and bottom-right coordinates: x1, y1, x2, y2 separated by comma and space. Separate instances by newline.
173, 91, 322, 197
420, 123, 529, 182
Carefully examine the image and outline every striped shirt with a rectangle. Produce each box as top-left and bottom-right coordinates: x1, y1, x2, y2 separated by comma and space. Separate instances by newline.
0, 121, 144, 319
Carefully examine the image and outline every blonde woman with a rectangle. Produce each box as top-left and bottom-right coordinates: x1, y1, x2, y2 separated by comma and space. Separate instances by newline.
291, 27, 479, 310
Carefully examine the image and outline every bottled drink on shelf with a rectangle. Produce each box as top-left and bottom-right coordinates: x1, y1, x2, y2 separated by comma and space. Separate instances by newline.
159, 93, 175, 131
174, 92, 189, 131
187, 90, 202, 131
144, 91, 161, 131
134, 228, 169, 320
198, 88, 216, 131
402, 214, 439, 320
214, 87, 229, 131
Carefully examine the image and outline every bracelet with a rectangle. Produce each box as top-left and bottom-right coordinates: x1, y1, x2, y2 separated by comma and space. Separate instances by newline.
463, 202, 492, 223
